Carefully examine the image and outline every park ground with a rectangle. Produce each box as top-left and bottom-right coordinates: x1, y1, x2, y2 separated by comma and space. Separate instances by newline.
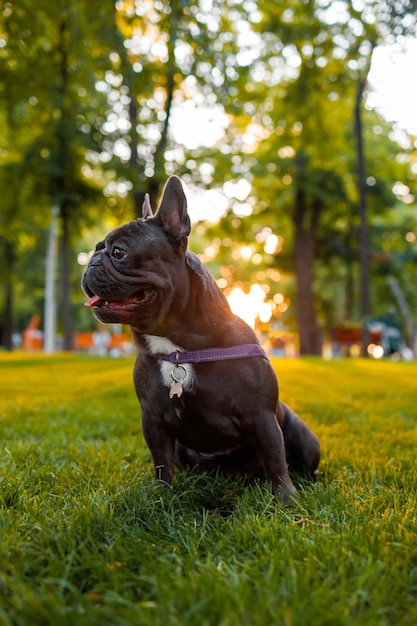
0, 353, 416, 626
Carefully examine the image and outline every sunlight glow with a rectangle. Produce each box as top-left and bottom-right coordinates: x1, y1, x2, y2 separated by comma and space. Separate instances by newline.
186, 187, 228, 223
368, 39, 417, 135
169, 102, 229, 150
367, 343, 385, 359
223, 179, 251, 201
77, 251, 93, 266
264, 234, 282, 255
240, 246, 254, 260
227, 284, 273, 329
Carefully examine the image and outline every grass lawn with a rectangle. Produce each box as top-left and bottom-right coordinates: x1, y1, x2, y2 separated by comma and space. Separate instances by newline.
0, 353, 416, 626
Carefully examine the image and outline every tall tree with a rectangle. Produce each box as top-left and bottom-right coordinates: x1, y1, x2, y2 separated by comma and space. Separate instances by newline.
0, 0, 51, 348
99, 0, 249, 213
348, 0, 417, 319
1, 0, 416, 353
247, 0, 359, 353
1, 0, 116, 349
242, 0, 417, 353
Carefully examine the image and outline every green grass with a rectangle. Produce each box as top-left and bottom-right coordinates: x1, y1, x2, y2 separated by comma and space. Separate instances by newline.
0, 353, 416, 626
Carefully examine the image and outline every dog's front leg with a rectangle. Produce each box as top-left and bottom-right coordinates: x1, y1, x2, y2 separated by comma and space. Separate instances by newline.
248, 411, 298, 503
141, 414, 176, 486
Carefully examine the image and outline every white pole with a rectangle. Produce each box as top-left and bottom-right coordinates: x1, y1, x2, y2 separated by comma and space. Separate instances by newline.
43, 205, 59, 353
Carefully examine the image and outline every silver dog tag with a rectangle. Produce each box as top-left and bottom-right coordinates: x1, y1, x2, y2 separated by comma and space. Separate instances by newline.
169, 380, 184, 398
169, 365, 187, 399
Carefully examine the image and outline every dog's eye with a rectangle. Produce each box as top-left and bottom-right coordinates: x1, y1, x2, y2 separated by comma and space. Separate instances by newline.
112, 246, 127, 260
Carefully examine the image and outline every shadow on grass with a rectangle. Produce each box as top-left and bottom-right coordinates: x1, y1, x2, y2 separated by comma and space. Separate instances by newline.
112, 467, 321, 531
114, 470, 248, 523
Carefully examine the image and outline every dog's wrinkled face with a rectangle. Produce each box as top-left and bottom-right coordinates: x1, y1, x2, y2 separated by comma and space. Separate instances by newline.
82, 177, 191, 333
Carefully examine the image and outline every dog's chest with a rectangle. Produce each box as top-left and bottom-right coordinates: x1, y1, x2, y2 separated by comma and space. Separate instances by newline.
144, 335, 195, 393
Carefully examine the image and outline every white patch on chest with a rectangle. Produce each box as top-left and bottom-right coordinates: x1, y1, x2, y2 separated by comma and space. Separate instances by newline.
144, 335, 195, 392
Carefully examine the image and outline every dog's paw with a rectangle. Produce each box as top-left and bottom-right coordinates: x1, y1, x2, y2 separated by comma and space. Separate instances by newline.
274, 481, 299, 506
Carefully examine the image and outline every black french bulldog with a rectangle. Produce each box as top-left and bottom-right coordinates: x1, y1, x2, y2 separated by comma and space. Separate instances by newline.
82, 176, 320, 502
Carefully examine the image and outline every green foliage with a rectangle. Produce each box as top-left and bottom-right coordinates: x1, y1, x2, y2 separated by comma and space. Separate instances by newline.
1, 354, 417, 625
1, 0, 416, 344
194, 1, 417, 339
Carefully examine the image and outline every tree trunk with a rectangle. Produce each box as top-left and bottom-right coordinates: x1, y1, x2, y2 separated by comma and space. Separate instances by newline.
354, 43, 375, 320
355, 75, 370, 319
48, 18, 74, 351
128, 96, 141, 216
115, 4, 178, 217
60, 204, 74, 351
293, 188, 322, 355
345, 205, 355, 320
1, 241, 14, 350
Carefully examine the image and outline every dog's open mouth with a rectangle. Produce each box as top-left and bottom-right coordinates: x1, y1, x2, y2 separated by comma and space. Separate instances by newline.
84, 288, 156, 310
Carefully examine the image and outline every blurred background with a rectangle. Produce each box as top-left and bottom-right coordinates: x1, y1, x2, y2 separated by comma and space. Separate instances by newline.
0, 0, 416, 358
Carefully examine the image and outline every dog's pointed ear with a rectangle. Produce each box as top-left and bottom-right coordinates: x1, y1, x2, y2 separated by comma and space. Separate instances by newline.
142, 193, 153, 219
156, 176, 191, 239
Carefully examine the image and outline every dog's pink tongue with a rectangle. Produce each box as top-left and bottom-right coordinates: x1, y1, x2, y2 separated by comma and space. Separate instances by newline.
84, 294, 103, 307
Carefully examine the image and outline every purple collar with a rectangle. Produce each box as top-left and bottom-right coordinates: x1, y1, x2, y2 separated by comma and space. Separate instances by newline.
143, 343, 268, 364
